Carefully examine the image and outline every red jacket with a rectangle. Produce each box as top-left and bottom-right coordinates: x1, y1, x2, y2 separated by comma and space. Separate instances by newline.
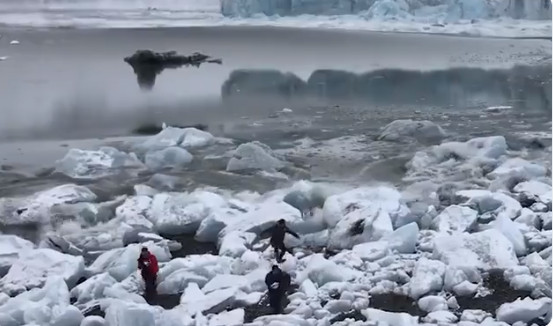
138, 252, 159, 276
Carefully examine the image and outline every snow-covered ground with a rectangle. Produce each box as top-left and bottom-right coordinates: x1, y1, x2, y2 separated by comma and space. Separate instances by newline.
0, 117, 551, 326
0, 0, 550, 38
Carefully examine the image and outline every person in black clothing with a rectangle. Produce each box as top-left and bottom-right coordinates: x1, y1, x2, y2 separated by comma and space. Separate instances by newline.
268, 219, 300, 263
265, 265, 291, 314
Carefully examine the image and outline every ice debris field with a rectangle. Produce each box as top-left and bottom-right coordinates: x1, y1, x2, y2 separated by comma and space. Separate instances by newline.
0, 120, 551, 326
0, 0, 550, 37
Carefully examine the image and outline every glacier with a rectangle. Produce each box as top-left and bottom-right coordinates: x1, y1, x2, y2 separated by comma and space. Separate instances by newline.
220, 0, 552, 21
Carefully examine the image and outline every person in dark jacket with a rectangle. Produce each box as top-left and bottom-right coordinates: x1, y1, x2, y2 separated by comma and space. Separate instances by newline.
268, 219, 300, 263
265, 265, 291, 314
137, 247, 159, 303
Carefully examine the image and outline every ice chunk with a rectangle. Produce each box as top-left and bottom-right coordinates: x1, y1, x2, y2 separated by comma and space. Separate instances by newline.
378, 119, 446, 143
460, 310, 491, 323
149, 191, 227, 235
87, 242, 170, 281
1, 249, 84, 295
433, 229, 518, 270
226, 141, 286, 172
180, 283, 238, 315
513, 180, 552, 205
488, 158, 547, 180
352, 241, 389, 261
362, 308, 418, 326
327, 203, 393, 250
202, 274, 251, 294
51, 305, 84, 326
157, 270, 209, 294
70, 273, 117, 306
432, 205, 477, 232
453, 280, 479, 296
323, 186, 409, 229
406, 136, 507, 184
457, 190, 522, 221
366, 0, 409, 19
208, 308, 244, 326
219, 231, 256, 258
408, 257, 446, 299
144, 147, 193, 170
2, 184, 98, 226
133, 184, 158, 197
55, 147, 144, 180
136, 127, 214, 152
382, 222, 419, 254
80, 316, 106, 326
180, 128, 215, 148
0, 235, 34, 276
297, 254, 361, 286
491, 216, 527, 256
423, 310, 459, 323
104, 301, 157, 326
496, 297, 552, 324
116, 196, 154, 233
0, 276, 71, 325
509, 274, 537, 291
418, 295, 448, 312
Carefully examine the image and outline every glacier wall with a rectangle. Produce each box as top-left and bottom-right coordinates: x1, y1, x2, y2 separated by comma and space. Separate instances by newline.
220, 0, 552, 21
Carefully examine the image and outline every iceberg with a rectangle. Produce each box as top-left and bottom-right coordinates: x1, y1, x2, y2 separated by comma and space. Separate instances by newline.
378, 119, 446, 144
226, 141, 286, 173
144, 147, 193, 171
136, 127, 215, 153
55, 147, 144, 180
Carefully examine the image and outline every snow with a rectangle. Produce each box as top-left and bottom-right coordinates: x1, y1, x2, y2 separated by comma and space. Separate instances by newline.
55, 147, 144, 180
144, 147, 193, 171
432, 205, 478, 232
378, 119, 446, 143
226, 141, 286, 173
0, 235, 34, 276
408, 257, 446, 299
496, 297, 552, 324
0, 249, 85, 295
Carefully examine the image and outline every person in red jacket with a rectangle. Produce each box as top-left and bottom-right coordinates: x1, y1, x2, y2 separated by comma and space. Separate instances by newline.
137, 247, 159, 303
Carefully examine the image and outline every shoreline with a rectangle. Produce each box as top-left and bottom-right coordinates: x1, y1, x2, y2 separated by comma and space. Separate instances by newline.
0, 22, 551, 41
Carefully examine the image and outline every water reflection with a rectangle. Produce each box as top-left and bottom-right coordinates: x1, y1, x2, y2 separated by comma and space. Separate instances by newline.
222, 64, 552, 110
